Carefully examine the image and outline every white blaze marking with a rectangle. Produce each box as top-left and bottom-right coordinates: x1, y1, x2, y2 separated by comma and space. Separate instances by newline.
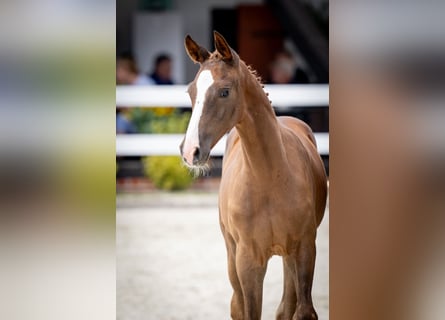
184, 70, 214, 152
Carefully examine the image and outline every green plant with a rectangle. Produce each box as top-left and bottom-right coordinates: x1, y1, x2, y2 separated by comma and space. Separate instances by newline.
143, 156, 193, 191
135, 109, 194, 190
129, 108, 191, 133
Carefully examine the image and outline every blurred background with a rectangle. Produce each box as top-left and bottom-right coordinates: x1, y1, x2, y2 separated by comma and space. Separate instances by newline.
331, 2, 445, 320
115, 0, 329, 319
115, 0, 329, 191
0, 1, 115, 320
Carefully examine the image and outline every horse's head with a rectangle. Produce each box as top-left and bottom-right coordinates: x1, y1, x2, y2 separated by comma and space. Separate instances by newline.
180, 31, 243, 170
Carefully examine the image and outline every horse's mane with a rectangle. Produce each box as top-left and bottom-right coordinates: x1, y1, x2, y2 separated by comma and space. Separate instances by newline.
209, 51, 263, 85
245, 65, 262, 85
246, 64, 271, 102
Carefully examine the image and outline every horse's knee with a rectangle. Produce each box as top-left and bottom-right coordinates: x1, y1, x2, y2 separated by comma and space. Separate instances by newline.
230, 291, 244, 320
293, 304, 317, 320
276, 291, 298, 320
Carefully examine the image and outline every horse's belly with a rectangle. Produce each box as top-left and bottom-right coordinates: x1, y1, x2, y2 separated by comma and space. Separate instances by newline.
221, 202, 312, 259
219, 175, 314, 257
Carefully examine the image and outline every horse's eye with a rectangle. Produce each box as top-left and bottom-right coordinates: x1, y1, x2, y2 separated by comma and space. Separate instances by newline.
220, 88, 229, 98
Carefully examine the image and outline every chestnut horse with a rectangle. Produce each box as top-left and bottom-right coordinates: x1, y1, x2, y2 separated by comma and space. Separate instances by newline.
180, 32, 327, 320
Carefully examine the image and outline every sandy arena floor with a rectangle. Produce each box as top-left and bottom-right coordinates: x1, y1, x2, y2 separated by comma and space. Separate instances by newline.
117, 192, 329, 320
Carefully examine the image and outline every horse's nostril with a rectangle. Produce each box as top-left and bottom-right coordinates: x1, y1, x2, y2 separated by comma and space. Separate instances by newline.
193, 147, 200, 163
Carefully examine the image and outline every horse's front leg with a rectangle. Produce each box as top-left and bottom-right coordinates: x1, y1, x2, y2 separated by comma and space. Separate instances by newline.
293, 233, 317, 320
222, 230, 244, 320
276, 256, 297, 320
235, 243, 267, 320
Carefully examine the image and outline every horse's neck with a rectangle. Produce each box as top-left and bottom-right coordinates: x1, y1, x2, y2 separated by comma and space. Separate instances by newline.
235, 68, 289, 178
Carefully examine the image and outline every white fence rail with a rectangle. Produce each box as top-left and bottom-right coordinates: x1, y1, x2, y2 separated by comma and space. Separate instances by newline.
116, 84, 329, 108
116, 133, 329, 156
116, 85, 329, 156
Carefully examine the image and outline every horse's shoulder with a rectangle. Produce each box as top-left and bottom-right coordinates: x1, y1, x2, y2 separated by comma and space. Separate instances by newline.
277, 116, 317, 147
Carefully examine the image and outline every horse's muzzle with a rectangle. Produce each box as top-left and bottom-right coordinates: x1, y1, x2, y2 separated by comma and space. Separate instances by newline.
180, 139, 208, 166
185, 147, 210, 166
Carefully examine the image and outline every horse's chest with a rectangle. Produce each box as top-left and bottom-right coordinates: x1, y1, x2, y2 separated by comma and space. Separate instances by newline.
221, 180, 300, 225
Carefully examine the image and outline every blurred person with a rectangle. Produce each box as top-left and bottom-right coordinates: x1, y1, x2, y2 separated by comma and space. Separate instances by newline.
269, 51, 309, 84
116, 108, 136, 134
116, 52, 154, 85
268, 51, 313, 127
116, 52, 147, 133
148, 53, 174, 85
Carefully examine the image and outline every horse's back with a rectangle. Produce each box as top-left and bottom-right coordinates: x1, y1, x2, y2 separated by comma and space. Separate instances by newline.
278, 116, 318, 148
278, 116, 327, 226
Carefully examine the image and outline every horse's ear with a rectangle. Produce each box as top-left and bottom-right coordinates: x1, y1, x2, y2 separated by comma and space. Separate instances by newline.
185, 35, 210, 64
213, 31, 234, 63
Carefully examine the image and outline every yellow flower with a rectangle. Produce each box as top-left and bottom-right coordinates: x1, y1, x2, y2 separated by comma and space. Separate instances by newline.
152, 107, 175, 116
